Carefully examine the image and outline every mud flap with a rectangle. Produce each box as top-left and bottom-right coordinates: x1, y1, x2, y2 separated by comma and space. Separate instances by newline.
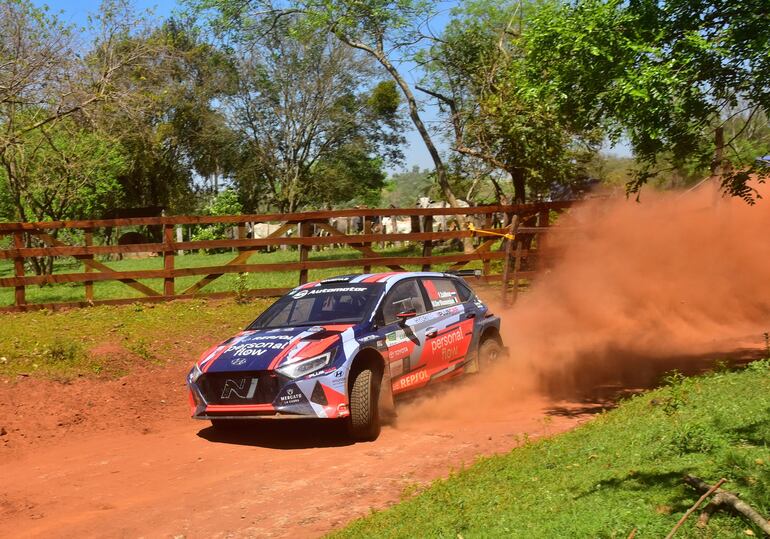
378, 366, 397, 425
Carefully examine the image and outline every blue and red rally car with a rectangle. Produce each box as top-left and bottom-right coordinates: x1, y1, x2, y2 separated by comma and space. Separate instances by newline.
187, 271, 504, 441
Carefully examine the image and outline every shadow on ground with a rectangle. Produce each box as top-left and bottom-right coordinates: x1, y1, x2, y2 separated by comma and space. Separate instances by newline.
197, 418, 356, 449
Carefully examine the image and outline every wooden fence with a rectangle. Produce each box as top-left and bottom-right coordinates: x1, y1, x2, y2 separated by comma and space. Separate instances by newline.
0, 202, 571, 312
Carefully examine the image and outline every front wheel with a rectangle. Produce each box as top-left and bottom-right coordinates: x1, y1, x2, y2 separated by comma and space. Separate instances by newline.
348, 366, 381, 441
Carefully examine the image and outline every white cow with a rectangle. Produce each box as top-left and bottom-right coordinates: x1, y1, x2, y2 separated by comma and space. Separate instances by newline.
416, 197, 471, 231
380, 217, 412, 234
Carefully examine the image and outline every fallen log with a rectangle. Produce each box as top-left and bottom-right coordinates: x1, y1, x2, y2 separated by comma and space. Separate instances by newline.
684, 475, 770, 536
665, 477, 726, 538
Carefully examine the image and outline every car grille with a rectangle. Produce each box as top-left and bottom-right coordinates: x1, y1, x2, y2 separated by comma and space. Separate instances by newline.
198, 371, 280, 405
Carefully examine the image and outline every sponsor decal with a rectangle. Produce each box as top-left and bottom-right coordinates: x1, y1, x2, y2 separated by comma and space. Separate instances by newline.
385, 329, 408, 345
394, 369, 428, 390
293, 286, 366, 299
221, 378, 258, 400
388, 344, 410, 360
430, 327, 464, 352
279, 388, 304, 405
430, 327, 466, 362
431, 290, 459, 308
231, 357, 248, 366
227, 340, 289, 357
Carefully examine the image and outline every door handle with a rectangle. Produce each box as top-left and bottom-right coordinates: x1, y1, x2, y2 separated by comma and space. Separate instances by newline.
425, 327, 438, 338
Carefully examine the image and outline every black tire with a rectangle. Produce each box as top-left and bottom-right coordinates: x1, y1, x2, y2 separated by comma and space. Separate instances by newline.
478, 338, 503, 369
348, 365, 381, 441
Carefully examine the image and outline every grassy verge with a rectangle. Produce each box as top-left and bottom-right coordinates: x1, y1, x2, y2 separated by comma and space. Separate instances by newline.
0, 297, 272, 379
0, 243, 492, 306
334, 362, 770, 538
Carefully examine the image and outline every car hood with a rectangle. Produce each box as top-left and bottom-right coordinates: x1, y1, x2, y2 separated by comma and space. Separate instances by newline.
199, 325, 354, 374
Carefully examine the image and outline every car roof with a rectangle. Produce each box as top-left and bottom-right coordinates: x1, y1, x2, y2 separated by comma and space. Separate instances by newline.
293, 271, 454, 292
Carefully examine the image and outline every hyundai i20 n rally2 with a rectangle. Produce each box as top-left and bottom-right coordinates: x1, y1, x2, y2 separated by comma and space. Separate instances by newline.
187, 271, 504, 441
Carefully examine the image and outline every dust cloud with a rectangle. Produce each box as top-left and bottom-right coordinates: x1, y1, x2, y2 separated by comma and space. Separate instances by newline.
400, 182, 770, 423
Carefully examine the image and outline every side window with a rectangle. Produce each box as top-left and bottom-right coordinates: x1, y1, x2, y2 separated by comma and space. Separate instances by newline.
381, 280, 427, 324
455, 280, 473, 302
422, 278, 461, 310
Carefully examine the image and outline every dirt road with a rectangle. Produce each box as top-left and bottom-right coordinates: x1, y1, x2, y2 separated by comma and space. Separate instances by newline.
0, 360, 596, 539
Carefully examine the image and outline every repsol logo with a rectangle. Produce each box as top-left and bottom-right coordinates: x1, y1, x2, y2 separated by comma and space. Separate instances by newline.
396, 369, 428, 389
430, 327, 464, 351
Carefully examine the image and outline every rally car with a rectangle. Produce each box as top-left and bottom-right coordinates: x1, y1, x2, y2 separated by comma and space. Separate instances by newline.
187, 271, 504, 441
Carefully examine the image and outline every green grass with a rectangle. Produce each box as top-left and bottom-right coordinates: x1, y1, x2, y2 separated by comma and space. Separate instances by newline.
0, 243, 491, 306
333, 362, 770, 538
0, 297, 273, 379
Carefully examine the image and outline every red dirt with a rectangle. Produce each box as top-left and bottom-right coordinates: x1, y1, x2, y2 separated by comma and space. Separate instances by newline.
0, 359, 592, 538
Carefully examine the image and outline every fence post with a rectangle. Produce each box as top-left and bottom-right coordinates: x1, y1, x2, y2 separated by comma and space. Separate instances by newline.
537, 208, 550, 264
84, 229, 94, 302
482, 212, 492, 277
501, 215, 519, 305
176, 226, 184, 256
298, 220, 312, 285
421, 215, 433, 271
163, 223, 175, 296
362, 216, 372, 274
13, 231, 25, 307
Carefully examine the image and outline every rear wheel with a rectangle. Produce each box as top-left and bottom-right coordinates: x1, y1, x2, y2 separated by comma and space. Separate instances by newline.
478, 338, 503, 369
348, 365, 381, 441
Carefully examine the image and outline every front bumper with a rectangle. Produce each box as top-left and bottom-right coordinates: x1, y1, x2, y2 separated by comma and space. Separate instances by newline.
188, 369, 350, 420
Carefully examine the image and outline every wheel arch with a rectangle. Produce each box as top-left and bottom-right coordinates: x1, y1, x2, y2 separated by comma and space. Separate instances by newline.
480, 324, 502, 345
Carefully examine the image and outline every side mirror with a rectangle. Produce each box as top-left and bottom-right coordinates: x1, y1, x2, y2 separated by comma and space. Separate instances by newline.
396, 309, 417, 322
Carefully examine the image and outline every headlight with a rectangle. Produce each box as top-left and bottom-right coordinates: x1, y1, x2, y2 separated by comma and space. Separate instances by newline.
188, 364, 203, 384
277, 349, 335, 379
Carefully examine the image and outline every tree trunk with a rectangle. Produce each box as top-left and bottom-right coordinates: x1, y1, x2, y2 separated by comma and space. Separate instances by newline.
510, 167, 526, 203
337, 35, 463, 209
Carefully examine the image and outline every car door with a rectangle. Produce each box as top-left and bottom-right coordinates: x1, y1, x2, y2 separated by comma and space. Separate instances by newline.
378, 279, 432, 395
417, 277, 477, 381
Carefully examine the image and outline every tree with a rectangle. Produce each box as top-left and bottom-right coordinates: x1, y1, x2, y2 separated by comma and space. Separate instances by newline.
194, 0, 466, 209
419, 0, 601, 203
525, 0, 770, 201
0, 117, 127, 273
0, 0, 152, 220
94, 17, 240, 214
221, 16, 403, 212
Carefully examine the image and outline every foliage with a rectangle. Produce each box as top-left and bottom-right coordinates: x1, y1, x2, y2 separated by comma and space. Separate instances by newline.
191, 188, 243, 250
94, 16, 240, 214
335, 361, 770, 538
421, 0, 601, 202
381, 167, 434, 208
525, 0, 770, 201
0, 117, 128, 223
212, 14, 403, 212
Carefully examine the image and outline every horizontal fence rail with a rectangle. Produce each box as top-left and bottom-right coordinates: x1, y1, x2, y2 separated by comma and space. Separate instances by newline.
0, 202, 572, 312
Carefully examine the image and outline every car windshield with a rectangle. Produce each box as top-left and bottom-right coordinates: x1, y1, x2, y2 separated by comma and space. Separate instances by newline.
248, 283, 382, 329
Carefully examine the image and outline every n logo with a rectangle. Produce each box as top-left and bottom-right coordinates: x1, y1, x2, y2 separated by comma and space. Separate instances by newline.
221, 378, 258, 400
